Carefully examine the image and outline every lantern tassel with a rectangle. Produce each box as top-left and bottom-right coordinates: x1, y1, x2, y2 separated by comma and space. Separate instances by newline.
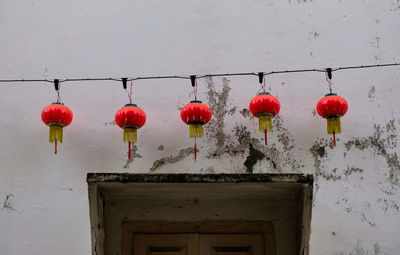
327, 117, 341, 134
189, 124, 203, 138
194, 138, 197, 162
259, 115, 273, 133
333, 132, 336, 147
128, 142, 132, 160
49, 125, 63, 154
123, 127, 137, 143
49, 125, 63, 143
264, 129, 267, 146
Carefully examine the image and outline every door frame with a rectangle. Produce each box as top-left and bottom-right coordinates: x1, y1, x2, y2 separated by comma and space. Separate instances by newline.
87, 173, 313, 255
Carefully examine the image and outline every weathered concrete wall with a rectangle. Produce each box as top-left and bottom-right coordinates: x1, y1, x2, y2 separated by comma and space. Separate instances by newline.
0, 1, 399, 254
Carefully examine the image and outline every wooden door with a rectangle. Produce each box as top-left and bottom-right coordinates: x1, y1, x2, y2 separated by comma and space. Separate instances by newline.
133, 234, 264, 255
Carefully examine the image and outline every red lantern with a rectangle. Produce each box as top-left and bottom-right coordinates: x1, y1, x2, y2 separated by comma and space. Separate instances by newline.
249, 92, 280, 146
316, 93, 348, 146
41, 102, 73, 154
181, 100, 212, 161
115, 103, 146, 160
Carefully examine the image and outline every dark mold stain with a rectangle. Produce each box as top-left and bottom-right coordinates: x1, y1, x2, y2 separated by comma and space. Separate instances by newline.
244, 144, 266, 173
390, 0, 400, 11
311, 109, 317, 117
368, 86, 376, 100
361, 213, 376, 227
310, 138, 333, 192
317, 146, 325, 157
240, 108, 251, 118
157, 145, 164, 151
371, 36, 381, 49
150, 147, 194, 171
274, 116, 295, 151
200, 167, 215, 174
344, 167, 363, 179
344, 122, 399, 185
123, 145, 143, 169
2, 194, 15, 211
335, 241, 377, 255
200, 77, 301, 173
104, 120, 116, 126
205, 77, 236, 152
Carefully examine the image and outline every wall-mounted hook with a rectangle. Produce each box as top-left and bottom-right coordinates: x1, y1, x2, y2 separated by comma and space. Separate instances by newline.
190, 75, 196, 87
326, 68, 332, 80
122, 78, 128, 90
54, 79, 59, 91
258, 72, 264, 84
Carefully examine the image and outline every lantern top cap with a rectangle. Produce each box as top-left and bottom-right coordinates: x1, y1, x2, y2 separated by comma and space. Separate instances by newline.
51, 102, 64, 105
324, 93, 338, 97
124, 103, 138, 107
190, 100, 202, 104
258, 92, 271, 96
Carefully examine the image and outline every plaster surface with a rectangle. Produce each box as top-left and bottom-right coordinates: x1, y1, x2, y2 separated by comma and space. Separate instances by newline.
1, 1, 400, 254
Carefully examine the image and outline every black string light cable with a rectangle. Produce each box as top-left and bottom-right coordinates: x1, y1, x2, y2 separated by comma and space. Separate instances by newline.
0, 63, 398, 85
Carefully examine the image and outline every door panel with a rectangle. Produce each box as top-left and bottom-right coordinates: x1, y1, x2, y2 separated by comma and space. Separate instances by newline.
200, 234, 264, 255
134, 234, 199, 255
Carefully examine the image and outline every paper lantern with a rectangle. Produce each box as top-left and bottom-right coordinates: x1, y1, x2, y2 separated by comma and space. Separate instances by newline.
115, 103, 146, 159
249, 92, 280, 145
181, 100, 212, 161
41, 102, 73, 154
316, 93, 348, 146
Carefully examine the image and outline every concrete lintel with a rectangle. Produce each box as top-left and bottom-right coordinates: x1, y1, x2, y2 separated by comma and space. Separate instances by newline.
87, 173, 313, 185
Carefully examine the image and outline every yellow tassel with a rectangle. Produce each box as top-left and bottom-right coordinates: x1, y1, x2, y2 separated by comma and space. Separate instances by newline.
258, 115, 273, 132
123, 128, 137, 143
189, 124, 203, 138
327, 117, 341, 134
49, 125, 63, 143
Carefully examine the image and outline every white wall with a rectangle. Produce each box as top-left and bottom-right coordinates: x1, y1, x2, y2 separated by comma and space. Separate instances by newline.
0, 1, 399, 254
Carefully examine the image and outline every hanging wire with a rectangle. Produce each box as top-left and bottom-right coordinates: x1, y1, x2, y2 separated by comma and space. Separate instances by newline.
194, 78, 198, 100
125, 80, 133, 104
56, 80, 61, 102
0, 63, 398, 85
